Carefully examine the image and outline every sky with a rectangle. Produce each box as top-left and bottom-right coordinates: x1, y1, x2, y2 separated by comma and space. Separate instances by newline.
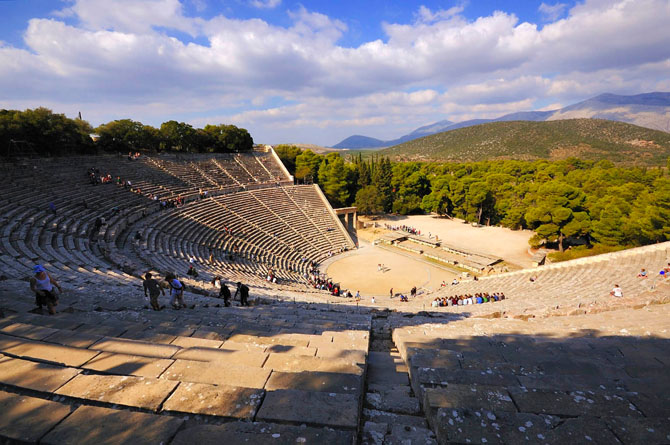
1, 0, 669, 146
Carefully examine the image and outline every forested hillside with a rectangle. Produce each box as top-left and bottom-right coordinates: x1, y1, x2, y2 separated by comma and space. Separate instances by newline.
380, 119, 670, 165
276, 145, 670, 253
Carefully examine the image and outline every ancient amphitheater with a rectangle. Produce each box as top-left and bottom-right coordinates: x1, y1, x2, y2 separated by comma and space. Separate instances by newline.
0, 150, 668, 444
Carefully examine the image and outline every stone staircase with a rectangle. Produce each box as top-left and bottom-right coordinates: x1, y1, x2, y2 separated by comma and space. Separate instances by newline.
0, 285, 371, 444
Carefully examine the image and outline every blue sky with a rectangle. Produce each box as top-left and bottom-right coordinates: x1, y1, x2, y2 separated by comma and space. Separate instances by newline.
1, 0, 668, 145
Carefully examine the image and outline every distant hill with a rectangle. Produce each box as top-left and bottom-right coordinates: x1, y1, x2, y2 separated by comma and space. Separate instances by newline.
331, 92, 670, 148
331, 120, 454, 149
378, 119, 670, 165
546, 92, 670, 132
332, 135, 387, 149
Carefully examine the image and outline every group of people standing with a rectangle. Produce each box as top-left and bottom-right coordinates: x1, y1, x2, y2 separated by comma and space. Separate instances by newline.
142, 272, 189, 310
211, 276, 249, 306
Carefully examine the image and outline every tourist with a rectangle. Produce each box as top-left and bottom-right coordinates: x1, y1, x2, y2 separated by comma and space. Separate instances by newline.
610, 284, 623, 298
356, 290, 361, 300
235, 282, 250, 306
389, 288, 393, 298
29, 265, 61, 315
452, 278, 459, 285
211, 276, 231, 307
143, 272, 165, 311
371, 296, 376, 304
168, 275, 186, 309
410, 286, 417, 298
637, 268, 648, 278
186, 265, 199, 278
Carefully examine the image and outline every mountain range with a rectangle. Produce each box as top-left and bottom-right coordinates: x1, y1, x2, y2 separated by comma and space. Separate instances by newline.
331, 92, 670, 149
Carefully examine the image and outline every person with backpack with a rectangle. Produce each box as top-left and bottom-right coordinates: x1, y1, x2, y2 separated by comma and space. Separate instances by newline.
166, 274, 186, 309
143, 272, 165, 311
234, 282, 250, 306
211, 276, 231, 307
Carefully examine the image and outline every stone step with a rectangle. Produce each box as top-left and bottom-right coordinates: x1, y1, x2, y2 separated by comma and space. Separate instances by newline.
0, 354, 80, 393
80, 351, 174, 378
0, 389, 73, 444
41, 404, 184, 445
161, 359, 271, 388
171, 421, 355, 445
0, 333, 100, 367
255, 388, 359, 430
55, 374, 178, 411
162, 382, 264, 420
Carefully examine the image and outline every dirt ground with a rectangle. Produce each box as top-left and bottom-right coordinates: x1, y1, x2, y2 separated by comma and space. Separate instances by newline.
359, 214, 535, 268
325, 214, 535, 298
325, 241, 458, 297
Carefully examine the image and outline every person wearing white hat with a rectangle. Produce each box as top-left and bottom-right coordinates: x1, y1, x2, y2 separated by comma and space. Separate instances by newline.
29, 265, 62, 314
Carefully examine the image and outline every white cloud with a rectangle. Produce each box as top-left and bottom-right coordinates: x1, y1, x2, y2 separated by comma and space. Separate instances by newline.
249, 0, 281, 9
0, 0, 669, 145
415, 4, 465, 24
538, 2, 567, 21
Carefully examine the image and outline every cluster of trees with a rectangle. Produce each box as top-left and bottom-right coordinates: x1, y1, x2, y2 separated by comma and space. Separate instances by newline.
1, 108, 253, 156
275, 145, 670, 251
0, 108, 95, 156
96, 120, 253, 153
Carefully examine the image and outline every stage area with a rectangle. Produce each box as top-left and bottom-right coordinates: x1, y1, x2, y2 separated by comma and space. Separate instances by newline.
360, 214, 535, 268
325, 242, 458, 297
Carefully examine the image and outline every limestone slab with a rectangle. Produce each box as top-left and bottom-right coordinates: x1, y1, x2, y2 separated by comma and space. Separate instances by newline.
316, 346, 365, 363
307, 335, 334, 349
161, 359, 271, 388
170, 336, 223, 349
417, 367, 519, 389
0, 355, 79, 392
170, 422, 355, 445
172, 347, 267, 367
120, 330, 177, 344
265, 344, 317, 356
362, 421, 388, 445
408, 349, 461, 370
363, 408, 428, 429
424, 385, 516, 428
1, 322, 59, 341
539, 418, 621, 444
518, 374, 626, 392
0, 390, 73, 443
75, 323, 128, 337
508, 387, 643, 417
0, 335, 100, 367
434, 408, 559, 445
625, 391, 670, 417
605, 416, 670, 445
264, 353, 363, 375
43, 330, 103, 348
191, 328, 229, 341
89, 337, 180, 359
162, 382, 263, 419
256, 389, 359, 429
80, 351, 174, 378
56, 374, 178, 411
386, 424, 437, 445
266, 370, 362, 395
227, 333, 310, 348
220, 340, 267, 353
41, 405, 184, 445
366, 390, 420, 415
